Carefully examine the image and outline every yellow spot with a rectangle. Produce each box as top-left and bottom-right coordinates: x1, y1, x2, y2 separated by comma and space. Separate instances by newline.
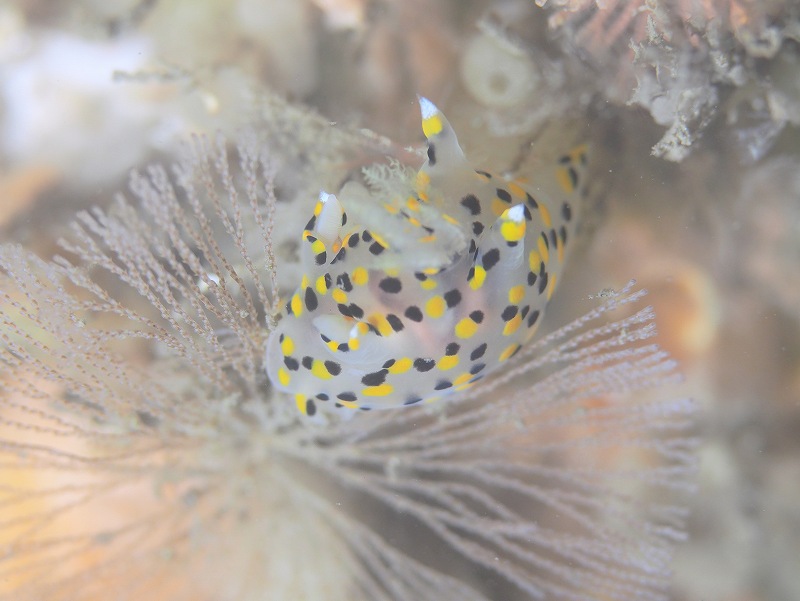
388, 358, 412, 374
426, 295, 446, 318
300, 275, 309, 289
356, 322, 370, 335
503, 314, 522, 337
281, 336, 295, 356
352, 267, 369, 286
383, 203, 399, 215
313, 201, 323, 216
407, 197, 420, 211
418, 190, 429, 202
443, 213, 459, 226
385, 268, 399, 277
278, 368, 291, 387
453, 372, 472, 386
332, 240, 342, 253
362, 383, 394, 397
421, 279, 437, 290
528, 250, 541, 272
290, 293, 303, 316
507, 181, 527, 199
422, 114, 443, 138
455, 381, 475, 392
469, 266, 487, 290
538, 235, 550, 264
547, 272, 558, 301
348, 337, 360, 351
332, 288, 348, 304
455, 317, 479, 339
437, 355, 460, 371
316, 275, 329, 295
509, 285, 525, 304
369, 313, 394, 337
311, 360, 334, 380
556, 168, 575, 194
557, 234, 565, 263
295, 393, 308, 414
491, 198, 507, 216
420, 235, 436, 244
408, 217, 422, 227
311, 239, 326, 255
337, 399, 359, 409
416, 171, 431, 191
500, 218, 526, 242
371, 231, 390, 249
423, 266, 440, 275
538, 202, 552, 227
499, 343, 520, 362
327, 340, 339, 352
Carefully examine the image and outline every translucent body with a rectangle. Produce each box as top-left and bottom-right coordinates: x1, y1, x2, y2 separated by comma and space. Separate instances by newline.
266, 98, 587, 415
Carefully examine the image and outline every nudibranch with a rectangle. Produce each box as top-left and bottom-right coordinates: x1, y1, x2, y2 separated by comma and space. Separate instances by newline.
266, 97, 587, 416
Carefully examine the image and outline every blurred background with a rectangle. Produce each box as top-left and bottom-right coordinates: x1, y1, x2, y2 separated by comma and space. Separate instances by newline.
0, 1, 798, 600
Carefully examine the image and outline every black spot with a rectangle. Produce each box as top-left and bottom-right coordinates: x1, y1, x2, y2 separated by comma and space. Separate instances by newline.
427, 144, 437, 166
540, 232, 549, 250
445, 342, 460, 356
320, 334, 331, 342
558, 154, 571, 164
470, 343, 487, 360
324, 361, 341, 376
501, 305, 518, 321
460, 194, 481, 216
341, 212, 348, 225
422, 225, 434, 234
337, 273, 353, 292
522, 205, 533, 221
568, 167, 579, 188
413, 358, 435, 372
304, 216, 316, 230
549, 228, 557, 249
404, 396, 423, 406
324, 273, 332, 289
284, 356, 299, 371
527, 271, 537, 287
475, 170, 492, 179
279, 334, 284, 342
379, 277, 402, 294
386, 314, 404, 332
337, 304, 351, 317
301, 356, 313, 369
559, 225, 568, 246
561, 202, 572, 222
538, 271, 548, 295
472, 221, 484, 236
369, 242, 385, 255
414, 272, 427, 281
404, 306, 423, 322
316, 393, 329, 401
469, 363, 486, 375
469, 310, 484, 323
496, 188, 512, 203
525, 192, 538, 209
306, 399, 317, 417
482, 248, 500, 271
337, 343, 350, 352
520, 305, 530, 319
382, 359, 396, 369
305, 287, 318, 311
467, 266, 475, 281
337, 392, 357, 402
285, 299, 293, 315
347, 233, 360, 247
362, 231, 373, 242
348, 304, 364, 319
361, 370, 388, 386
315, 251, 327, 266
444, 289, 462, 308
434, 380, 452, 390
527, 309, 540, 328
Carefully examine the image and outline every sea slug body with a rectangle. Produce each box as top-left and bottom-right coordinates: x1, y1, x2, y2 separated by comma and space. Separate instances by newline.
266, 97, 588, 416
